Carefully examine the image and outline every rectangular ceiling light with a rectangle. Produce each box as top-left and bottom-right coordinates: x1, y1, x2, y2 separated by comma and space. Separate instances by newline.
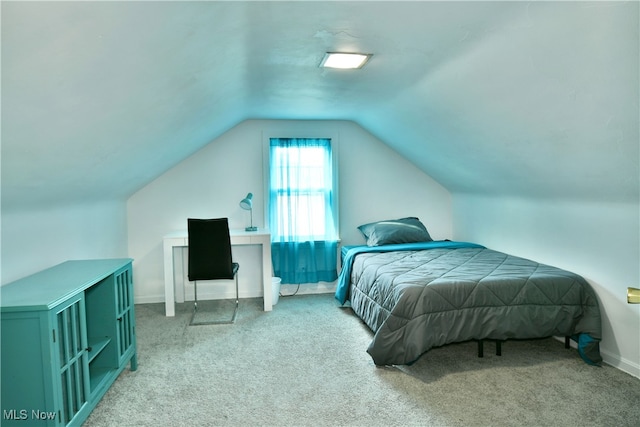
320, 52, 372, 69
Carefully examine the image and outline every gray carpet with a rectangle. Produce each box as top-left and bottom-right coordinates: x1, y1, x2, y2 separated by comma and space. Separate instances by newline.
86, 294, 640, 427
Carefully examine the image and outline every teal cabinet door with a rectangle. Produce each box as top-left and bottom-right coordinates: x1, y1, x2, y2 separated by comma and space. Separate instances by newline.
53, 295, 90, 425
114, 266, 137, 370
1, 310, 58, 426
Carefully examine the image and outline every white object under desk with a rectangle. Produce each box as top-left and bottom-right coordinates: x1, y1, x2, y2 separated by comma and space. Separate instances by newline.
163, 228, 272, 316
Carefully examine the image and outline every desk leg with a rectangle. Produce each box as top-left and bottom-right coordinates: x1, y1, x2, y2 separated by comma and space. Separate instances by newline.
262, 241, 272, 311
163, 240, 176, 317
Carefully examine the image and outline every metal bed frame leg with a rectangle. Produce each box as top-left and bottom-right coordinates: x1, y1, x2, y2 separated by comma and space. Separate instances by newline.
477, 340, 502, 358
477, 338, 574, 359
476, 338, 574, 358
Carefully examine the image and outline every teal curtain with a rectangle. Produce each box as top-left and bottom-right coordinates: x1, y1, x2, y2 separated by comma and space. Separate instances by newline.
269, 138, 338, 284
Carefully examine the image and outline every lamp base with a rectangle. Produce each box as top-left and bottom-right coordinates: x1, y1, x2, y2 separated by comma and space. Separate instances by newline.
245, 226, 258, 232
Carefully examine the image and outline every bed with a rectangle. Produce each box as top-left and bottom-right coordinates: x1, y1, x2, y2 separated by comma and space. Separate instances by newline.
335, 218, 602, 367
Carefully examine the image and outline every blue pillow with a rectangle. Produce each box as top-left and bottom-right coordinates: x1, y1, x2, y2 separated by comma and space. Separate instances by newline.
357, 217, 432, 247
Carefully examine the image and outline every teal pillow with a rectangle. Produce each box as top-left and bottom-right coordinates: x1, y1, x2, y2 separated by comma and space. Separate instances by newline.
357, 217, 432, 247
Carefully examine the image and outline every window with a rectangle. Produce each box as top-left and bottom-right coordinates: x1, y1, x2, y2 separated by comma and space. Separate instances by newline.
268, 137, 338, 284
270, 139, 337, 240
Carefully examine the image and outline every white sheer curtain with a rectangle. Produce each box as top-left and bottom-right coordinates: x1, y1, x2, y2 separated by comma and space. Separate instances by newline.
268, 138, 338, 284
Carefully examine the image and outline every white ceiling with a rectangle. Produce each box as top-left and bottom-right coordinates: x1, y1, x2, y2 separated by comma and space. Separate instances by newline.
2, 1, 638, 208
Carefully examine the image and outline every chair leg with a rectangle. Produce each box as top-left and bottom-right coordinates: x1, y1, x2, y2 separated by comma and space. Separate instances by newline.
190, 274, 239, 326
229, 274, 239, 323
190, 281, 199, 326
194, 280, 198, 310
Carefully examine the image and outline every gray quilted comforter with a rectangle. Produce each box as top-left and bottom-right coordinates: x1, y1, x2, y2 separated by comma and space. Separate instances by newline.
335, 241, 602, 366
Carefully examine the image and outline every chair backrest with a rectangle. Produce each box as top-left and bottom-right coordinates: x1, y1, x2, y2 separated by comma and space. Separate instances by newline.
187, 218, 235, 281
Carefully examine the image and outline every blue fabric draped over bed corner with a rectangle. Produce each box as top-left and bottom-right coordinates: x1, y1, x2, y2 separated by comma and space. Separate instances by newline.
572, 333, 602, 366
334, 240, 486, 304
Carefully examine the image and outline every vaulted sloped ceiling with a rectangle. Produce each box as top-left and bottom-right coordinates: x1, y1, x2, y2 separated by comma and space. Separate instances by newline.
2, 1, 638, 208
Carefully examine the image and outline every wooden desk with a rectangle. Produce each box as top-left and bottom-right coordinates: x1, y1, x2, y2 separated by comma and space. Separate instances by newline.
163, 229, 272, 316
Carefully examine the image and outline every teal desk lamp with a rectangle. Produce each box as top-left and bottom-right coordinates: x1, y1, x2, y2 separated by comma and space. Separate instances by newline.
239, 193, 258, 231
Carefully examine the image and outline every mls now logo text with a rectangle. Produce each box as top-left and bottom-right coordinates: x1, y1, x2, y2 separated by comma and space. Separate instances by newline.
4, 409, 57, 421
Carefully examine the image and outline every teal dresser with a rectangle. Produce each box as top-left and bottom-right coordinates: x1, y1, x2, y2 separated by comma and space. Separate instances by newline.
1, 259, 137, 426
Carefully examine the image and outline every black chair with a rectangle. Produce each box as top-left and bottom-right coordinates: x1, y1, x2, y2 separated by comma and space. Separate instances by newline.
187, 218, 239, 325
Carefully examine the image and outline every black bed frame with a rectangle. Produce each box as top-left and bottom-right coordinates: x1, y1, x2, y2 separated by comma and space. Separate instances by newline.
476, 336, 571, 358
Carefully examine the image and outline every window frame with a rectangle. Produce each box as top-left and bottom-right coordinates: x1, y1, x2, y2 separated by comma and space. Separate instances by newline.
262, 131, 340, 241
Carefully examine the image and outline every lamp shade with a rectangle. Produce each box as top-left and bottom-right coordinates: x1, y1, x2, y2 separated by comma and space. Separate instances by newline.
239, 193, 253, 210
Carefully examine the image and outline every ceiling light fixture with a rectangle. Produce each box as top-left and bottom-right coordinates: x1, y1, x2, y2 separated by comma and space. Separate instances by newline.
320, 52, 372, 69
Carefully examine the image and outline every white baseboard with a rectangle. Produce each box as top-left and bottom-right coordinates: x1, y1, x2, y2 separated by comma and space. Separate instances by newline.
134, 281, 337, 305
553, 336, 640, 379
601, 348, 640, 378
135, 290, 263, 305
134, 294, 168, 304
278, 281, 336, 296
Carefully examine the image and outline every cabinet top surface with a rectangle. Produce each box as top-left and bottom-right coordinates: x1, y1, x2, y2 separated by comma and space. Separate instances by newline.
1, 258, 132, 312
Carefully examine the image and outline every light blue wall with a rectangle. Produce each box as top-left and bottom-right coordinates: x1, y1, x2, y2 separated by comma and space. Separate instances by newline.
453, 194, 640, 377
1, 200, 128, 285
